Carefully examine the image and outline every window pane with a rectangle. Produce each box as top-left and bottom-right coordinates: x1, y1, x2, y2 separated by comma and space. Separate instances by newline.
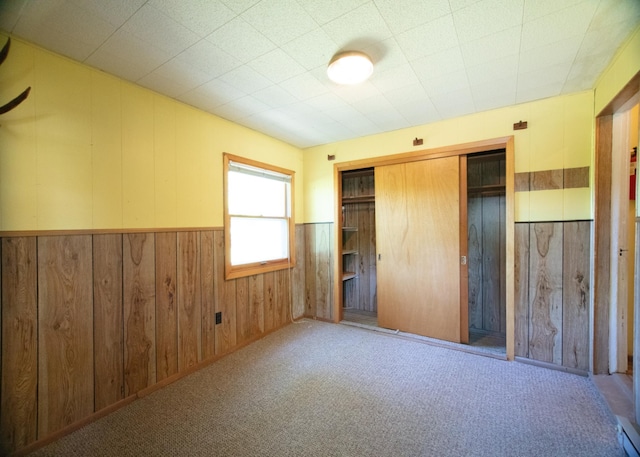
228, 171, 286, 217
230, 217, 289, 265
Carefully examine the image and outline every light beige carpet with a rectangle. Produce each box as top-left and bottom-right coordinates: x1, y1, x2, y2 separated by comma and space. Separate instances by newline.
30, 319, 622, 456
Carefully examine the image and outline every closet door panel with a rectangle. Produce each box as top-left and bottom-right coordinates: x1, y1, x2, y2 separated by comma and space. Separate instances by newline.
376, 157, 461, 342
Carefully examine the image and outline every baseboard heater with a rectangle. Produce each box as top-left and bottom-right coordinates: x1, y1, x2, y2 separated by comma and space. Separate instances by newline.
617, 416, 640, 457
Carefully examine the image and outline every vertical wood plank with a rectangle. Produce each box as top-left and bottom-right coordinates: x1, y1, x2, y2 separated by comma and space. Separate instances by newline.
177, 231, 201, 371
562, 221, 591, 371
368, 202, 377, 313
467, 194, 483, 330
155, 232, 177, 382
528, 223, 563, 364
482, 194, 501, 332
123, 233, 156, 396
236, 276, 249, 344
1, 237, 37, 452
514, 224, 530, 357
201, 231, 215, 360
214, 230, 236, 354
315, 224, 333, 320
93, 234, 124, 411
304, 225, 317, 317
594, 114, 612, 374
38, 235, 94, 437
276, 268, 290, 327
249, 274, 264, 338
264, 271, 276, 331
357, 203, 370, 311
292, 225, 305, 319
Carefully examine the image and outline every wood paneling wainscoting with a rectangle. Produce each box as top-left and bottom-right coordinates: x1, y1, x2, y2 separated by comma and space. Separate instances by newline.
514, 221, 591, 371
0, 226, 307, 455
1, 218, 590, 453
303, 223, 334, 321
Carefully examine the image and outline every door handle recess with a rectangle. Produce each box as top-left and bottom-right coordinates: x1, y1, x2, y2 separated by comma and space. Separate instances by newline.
461, 256, 467, 265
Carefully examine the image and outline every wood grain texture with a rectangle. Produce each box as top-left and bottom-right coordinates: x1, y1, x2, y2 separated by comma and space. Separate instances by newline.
482, 195, 501, 332
528, 223, 563, 364
214, 230, 236, 355
514, 173, 530, 192
276, 268, 291, 326
155, 232, 177, 381
562, 222, 590, 370
249, 274, 264, 338
314, 224, 333, 320
235, 276, 250, 344
292, 225, 306, 319
467, 195, 483, 330
531, 169, 563, 191
93, 234, 124, 411
357, 202, 375, 312
594, 114, 612, 374
514, 224, 530, 357
376, 158, 461, 342
201, 231, 215, 360
564, 167, 590, 189
304, 225, 317, 317
177, 231, 201, 370
38, 235, 94, 437
263, 271, 276, 331
123, 233, 156, 396
1, 237, 38, 452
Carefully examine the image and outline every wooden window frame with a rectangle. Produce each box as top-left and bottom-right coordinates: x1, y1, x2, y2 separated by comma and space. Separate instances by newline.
223, 153, 295, 280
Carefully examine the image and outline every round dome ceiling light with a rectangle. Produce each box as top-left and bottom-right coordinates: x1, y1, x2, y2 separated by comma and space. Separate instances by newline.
327, 51, 373, 85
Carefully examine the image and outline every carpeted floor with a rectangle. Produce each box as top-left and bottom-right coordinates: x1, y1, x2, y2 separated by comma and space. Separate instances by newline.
30, 319, 623, 457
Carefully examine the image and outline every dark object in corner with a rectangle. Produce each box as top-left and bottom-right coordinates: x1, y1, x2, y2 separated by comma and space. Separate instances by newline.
0, 38, 32, 115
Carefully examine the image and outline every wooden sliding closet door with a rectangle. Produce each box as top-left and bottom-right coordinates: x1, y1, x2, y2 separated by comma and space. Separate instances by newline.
376, 156, 462, 342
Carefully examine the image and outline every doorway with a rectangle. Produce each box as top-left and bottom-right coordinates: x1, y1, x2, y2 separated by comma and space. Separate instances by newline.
593, 73, 640, 425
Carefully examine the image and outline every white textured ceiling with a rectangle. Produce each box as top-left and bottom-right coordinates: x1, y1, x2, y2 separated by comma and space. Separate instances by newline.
1, 0, 639, 148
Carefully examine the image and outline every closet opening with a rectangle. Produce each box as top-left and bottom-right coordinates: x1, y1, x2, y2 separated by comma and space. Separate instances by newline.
340, 168, 377, 327
466, 150, 507, 354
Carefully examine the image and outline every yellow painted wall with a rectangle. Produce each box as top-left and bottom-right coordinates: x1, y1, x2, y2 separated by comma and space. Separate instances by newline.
303, 92, 594, 223
595, 24, 640, 116
0, 35, 304, 231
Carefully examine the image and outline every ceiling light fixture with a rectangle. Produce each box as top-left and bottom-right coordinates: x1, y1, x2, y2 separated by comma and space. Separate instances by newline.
327, 51, 373, 85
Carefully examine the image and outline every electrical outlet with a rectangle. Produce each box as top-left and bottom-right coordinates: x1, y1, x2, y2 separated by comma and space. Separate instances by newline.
215, 312, 222, 325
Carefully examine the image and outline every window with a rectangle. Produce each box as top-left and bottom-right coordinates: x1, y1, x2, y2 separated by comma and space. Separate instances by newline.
224, 153, 295, 279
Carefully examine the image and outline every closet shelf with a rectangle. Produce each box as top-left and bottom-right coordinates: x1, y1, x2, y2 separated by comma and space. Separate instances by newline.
342, 226, 358, 232
467, 184, 506, 196
342, 272, 357, 281
342, 195, 375, 204
342, 250, 358, 256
